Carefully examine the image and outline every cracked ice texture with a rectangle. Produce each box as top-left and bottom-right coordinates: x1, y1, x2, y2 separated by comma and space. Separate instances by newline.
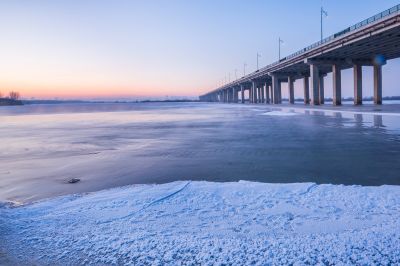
1, 181, 400, 265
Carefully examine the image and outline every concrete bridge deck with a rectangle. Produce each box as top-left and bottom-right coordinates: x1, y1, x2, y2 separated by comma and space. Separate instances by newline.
200, 4, 400, 106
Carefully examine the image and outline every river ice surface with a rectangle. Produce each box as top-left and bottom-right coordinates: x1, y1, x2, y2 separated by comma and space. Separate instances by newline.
1, 102, 400, 203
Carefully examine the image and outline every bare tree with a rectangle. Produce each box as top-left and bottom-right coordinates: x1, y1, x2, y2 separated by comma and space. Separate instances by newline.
9, 91, 20, 100
0, 91, 3, 98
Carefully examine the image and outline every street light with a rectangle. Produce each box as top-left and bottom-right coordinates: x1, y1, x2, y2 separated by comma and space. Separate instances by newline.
243, 63, 247, 76
321, 6, 328, 42
235, 69, 238, 80
257, 52, 261, 70
278, 38, 284, 60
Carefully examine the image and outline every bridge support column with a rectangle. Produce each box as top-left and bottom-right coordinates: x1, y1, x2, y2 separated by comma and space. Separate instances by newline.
303, 77, 310, 104
250, 85, 253, 103
254, 85, 258, 103
310, 64, 320, 105
288, 76, 295, 104
261, 84, 265, 103
251, 81, 256, 104
234, 88, 239, 103
256, 86, 260, 103
265, 83, 270, 104
353, 64, 362, 105
241, 85, 245, 103
269, 85, 272, 104
319, 75, 325, 104
332, 64, 342, 106
272, 75, 281, 104
255, 83, 259, 104
374, 64, 382, 105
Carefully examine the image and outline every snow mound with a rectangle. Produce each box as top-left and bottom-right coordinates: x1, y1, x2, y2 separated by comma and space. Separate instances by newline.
1, 181, 400, 265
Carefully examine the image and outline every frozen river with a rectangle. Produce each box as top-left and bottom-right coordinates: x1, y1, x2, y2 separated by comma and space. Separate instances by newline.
1, 102, 400, 203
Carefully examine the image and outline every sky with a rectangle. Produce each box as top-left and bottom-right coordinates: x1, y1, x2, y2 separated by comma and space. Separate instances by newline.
0, 0, 399, 100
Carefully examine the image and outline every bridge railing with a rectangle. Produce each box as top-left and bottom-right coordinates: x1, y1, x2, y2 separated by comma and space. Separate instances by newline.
283, 4, 400, 61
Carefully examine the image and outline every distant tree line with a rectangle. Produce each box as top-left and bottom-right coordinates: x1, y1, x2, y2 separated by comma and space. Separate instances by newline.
0, 91, 21, 100
0, 91, 23, 106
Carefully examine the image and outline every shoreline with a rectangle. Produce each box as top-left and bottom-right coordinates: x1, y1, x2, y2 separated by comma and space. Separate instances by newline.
0, 98, 23, 106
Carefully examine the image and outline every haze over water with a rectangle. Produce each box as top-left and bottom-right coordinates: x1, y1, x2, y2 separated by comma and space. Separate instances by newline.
1, 102, 400, 203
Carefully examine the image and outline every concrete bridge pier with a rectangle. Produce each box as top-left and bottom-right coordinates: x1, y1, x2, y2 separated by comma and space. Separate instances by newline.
249, 83, 253, 103
319, 75, 325, 104
353, 64, 362, 105
241, 85, 245, 103
303, 76, 310, 104
288, 76, 295, 104
234, 87, 239, 103
332, 64, 342, 106
310, 64, 320, 105
265, 83, 271, 104
250, 84, 254, 103
252, 81, 258, 104
271, 75, 282, 104
269, 83, 274, 104
374, 64, 382, 105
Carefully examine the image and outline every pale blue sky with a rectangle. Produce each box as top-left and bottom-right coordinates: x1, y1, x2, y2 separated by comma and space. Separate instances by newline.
0, 0, 399, 99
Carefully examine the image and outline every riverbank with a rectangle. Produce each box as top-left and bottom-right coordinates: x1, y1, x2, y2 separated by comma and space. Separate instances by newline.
1, 181, 399, 264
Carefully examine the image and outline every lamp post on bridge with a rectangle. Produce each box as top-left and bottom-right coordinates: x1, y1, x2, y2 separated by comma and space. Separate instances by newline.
278, 38, 284, 60
257, 52, 261, 70
243, 63, 247, 76
321, 7, 328, 42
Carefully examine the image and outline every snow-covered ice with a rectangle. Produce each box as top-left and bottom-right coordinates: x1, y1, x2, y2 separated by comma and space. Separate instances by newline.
260, 111, 299, 116
1, 181, 400, 265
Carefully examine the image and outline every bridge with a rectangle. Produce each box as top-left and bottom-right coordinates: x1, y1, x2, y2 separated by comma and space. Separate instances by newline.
199, 4, 400, 105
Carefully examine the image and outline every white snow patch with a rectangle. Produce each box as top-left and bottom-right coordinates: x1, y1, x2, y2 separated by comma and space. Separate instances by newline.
261, 111, 299, 116
1, 181, 400, 265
